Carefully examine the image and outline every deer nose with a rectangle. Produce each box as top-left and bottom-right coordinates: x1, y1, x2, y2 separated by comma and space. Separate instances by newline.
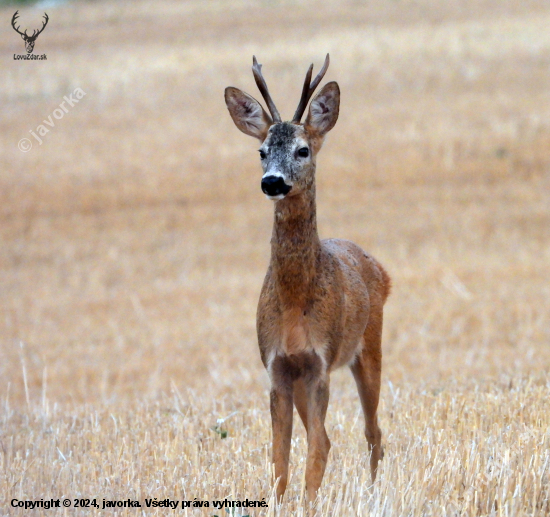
261, 175, 292, 198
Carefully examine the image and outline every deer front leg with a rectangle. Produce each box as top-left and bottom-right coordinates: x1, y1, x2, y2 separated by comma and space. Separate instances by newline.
270, 377, 293, 501
293, 377, 309, 432
304, 374, 331, 501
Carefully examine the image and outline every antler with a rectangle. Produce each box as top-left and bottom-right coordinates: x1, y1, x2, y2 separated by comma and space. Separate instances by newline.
30, 13, 49, 39
11, 11, 49, 40
252, 56, 281, 123
11, 11, 26, 37
292, 53, 330, 123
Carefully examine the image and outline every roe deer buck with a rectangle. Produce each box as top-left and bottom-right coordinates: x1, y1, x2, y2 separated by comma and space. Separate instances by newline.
224, 54, 391, 501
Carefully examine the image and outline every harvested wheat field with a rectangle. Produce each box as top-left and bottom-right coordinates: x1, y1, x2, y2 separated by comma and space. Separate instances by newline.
1, 0, 550, 515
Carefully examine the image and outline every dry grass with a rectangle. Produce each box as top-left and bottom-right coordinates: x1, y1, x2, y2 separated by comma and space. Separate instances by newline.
1, 0, 550, 515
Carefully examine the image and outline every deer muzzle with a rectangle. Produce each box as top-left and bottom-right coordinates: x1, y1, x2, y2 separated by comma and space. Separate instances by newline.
261, 175, 292, 200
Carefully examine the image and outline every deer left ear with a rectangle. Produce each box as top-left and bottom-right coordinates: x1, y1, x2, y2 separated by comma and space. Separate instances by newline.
305, 81, 340, 137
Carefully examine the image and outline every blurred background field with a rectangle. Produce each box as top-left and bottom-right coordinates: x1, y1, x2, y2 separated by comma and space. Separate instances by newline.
1, 0, 549, 515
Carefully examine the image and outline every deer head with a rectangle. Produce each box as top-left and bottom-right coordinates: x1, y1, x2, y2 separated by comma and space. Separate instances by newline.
11, 11, 49, 54
225, 55, 340, 201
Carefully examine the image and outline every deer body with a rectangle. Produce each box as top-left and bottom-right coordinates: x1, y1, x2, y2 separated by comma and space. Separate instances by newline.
225, 56, 390, 501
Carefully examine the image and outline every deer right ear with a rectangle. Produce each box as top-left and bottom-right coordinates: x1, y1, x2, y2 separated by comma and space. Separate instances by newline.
225, 87, 272, 141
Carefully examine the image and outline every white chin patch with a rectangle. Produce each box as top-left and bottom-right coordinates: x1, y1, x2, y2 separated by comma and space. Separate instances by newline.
265, 193, 286, 201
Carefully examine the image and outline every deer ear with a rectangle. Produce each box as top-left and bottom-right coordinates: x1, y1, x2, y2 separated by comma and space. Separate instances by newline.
305, 81, 340, 137
225, 87, 272, 141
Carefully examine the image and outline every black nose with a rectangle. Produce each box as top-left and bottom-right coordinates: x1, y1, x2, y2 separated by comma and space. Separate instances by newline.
261, 176, 292, 197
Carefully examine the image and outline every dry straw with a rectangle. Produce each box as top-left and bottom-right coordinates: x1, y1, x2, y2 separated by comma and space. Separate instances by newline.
2, 0, 550, 515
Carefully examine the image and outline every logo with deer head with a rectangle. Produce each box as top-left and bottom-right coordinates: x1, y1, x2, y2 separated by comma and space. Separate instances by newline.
11, 11, 49, 54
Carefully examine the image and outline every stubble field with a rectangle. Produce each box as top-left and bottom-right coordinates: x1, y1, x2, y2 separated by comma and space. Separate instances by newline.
1, 0, 550, 515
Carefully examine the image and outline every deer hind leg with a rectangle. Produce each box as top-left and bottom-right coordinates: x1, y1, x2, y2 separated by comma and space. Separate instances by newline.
350, 309, 384, 482
304, 372, 331, 501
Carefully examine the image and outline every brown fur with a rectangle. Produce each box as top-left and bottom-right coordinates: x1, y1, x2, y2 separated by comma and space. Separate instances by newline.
225, 59, 391, 502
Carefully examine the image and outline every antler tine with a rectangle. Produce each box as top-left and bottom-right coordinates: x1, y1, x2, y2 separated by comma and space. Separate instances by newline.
34, 13, 49, 37
293, 63, 313, 123
11, 11, 26, 36
292, 53, 330, 123
252, 56, 281, 123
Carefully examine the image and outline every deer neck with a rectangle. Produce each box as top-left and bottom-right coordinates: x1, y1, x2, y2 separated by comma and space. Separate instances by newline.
270, 182, 321, 309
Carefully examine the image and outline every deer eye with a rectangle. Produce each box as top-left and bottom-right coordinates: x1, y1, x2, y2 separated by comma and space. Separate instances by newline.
297, 147, 309, 158
259, 150, 267, 160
